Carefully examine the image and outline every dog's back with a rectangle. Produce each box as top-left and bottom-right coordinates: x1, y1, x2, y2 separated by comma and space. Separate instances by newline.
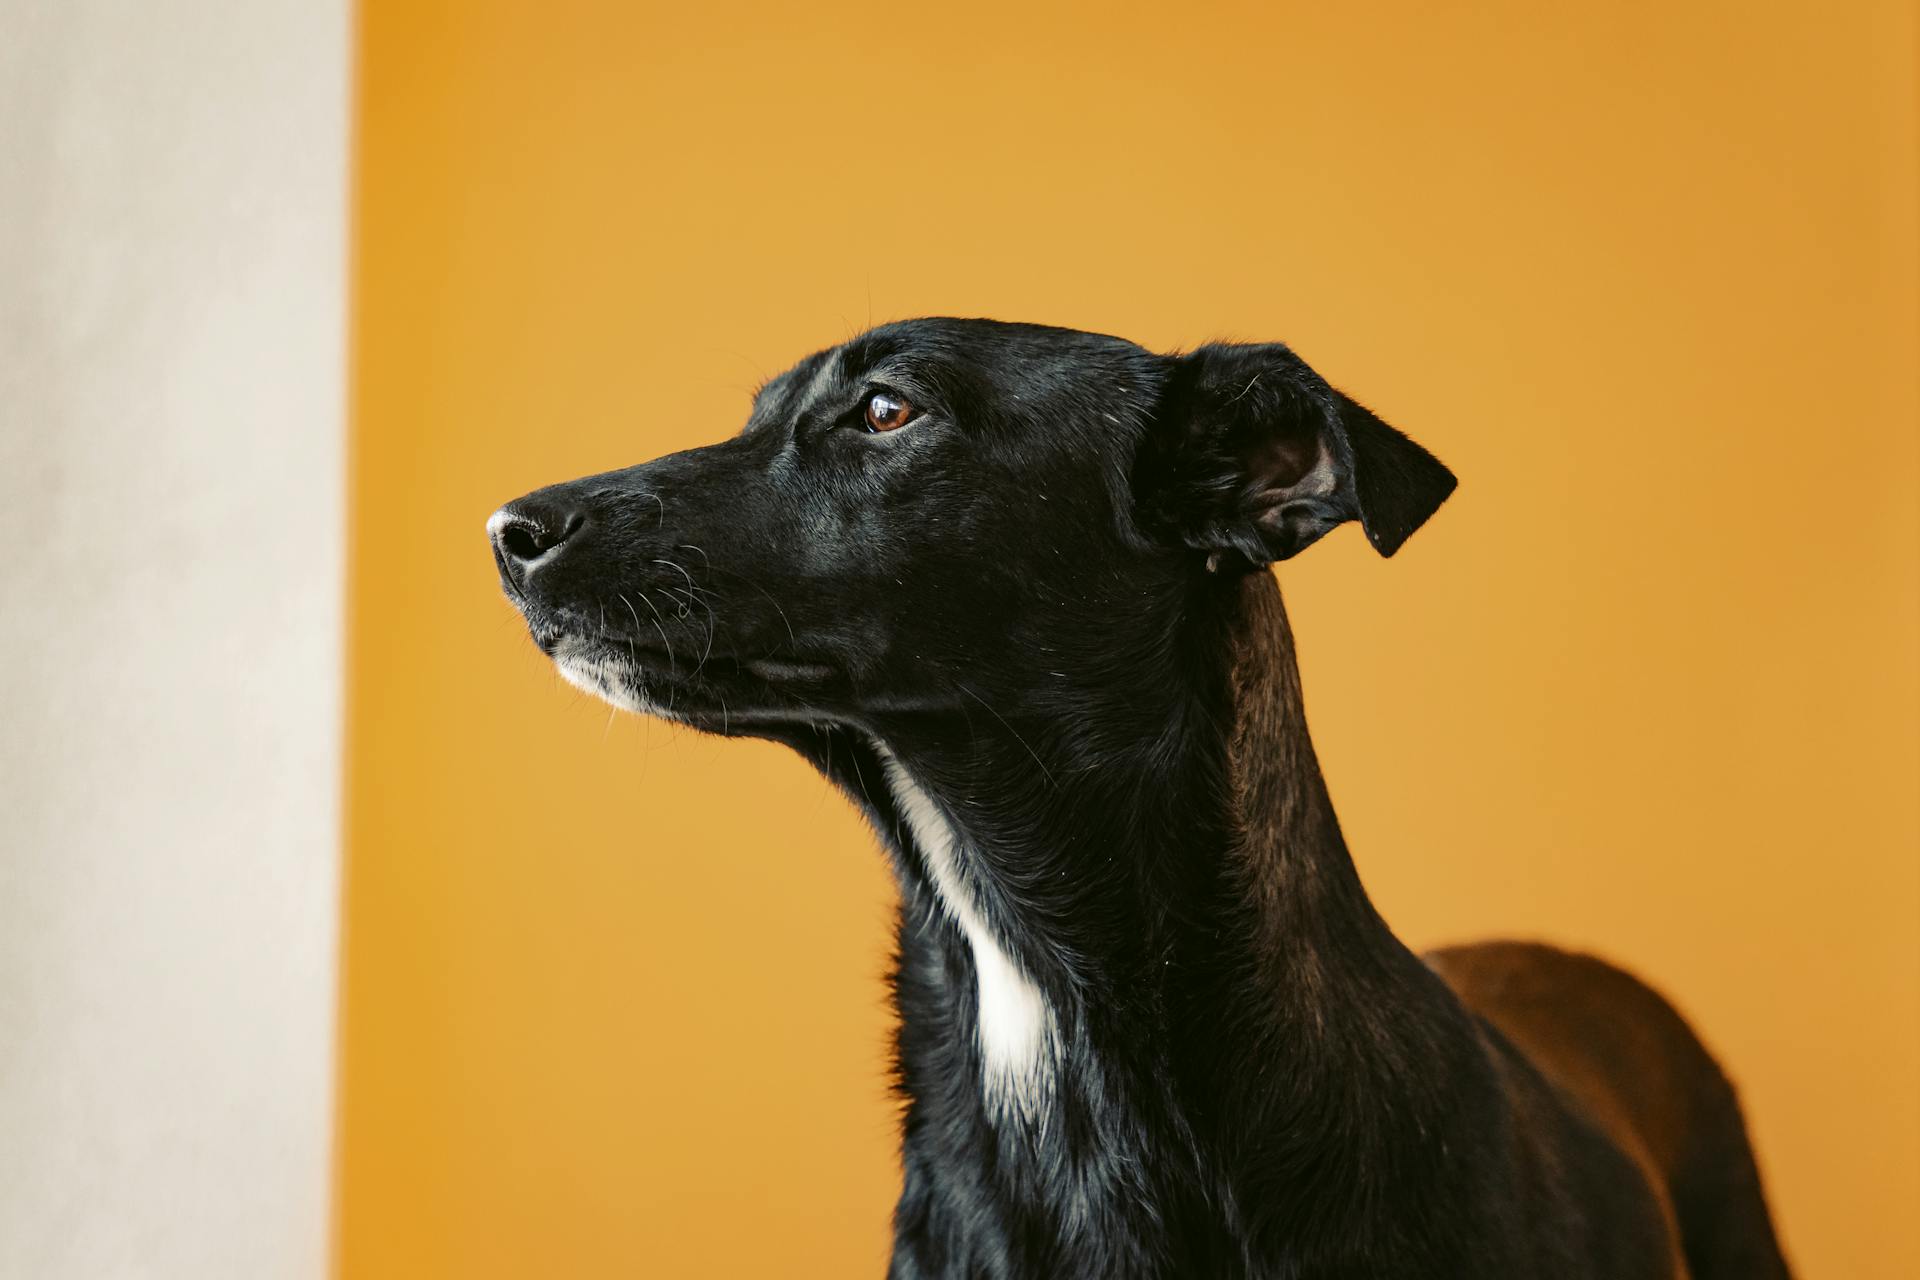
1430, 943, 1792, 1280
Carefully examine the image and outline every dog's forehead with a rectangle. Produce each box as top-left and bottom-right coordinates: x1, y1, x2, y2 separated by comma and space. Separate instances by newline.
753, 321, 961, 409
750, 318, 1147, 424
748, 344, 865, 424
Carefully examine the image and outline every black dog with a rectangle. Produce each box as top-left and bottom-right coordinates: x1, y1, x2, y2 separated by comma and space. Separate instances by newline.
490, 319, 1791, 1279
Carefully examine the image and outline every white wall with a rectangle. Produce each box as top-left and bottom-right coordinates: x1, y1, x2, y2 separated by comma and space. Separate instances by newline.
0, 3, 348, 1277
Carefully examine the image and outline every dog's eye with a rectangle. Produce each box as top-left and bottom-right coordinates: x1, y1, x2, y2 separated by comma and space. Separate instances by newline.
863, 392, 916, 433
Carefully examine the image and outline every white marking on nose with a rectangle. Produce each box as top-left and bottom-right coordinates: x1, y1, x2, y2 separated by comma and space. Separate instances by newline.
873, 744, 1056, 1120
486, 506, 516, 539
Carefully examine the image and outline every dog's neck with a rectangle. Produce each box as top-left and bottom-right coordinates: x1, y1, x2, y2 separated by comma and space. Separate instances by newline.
834, 570, 1481, 1269
861, 570, 1416, 1128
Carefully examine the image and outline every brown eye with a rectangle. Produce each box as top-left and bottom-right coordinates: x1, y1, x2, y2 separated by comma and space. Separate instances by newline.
863, 391, 915, 433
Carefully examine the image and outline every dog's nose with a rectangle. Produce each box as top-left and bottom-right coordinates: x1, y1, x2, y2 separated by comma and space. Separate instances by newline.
488, 500, 586, 594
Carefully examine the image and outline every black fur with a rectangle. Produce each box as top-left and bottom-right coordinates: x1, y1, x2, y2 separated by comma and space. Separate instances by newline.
490, 318, 1791, 1279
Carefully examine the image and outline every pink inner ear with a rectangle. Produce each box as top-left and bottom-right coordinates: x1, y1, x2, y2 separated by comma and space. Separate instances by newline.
1240, 428, 1327, 496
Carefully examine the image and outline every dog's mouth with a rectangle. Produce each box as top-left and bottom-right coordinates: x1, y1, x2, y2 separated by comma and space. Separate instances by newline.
528, 617, 843, 731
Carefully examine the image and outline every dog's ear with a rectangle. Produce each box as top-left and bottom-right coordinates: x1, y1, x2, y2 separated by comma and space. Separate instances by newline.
1136, 343, 1457, 565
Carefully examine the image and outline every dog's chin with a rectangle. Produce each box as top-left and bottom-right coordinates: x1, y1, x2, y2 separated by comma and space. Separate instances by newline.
539, 630, 837, 733
552, 641, 668, 719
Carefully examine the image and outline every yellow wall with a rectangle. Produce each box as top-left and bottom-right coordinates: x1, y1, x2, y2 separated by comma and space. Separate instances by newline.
339, 2, 1919, 1275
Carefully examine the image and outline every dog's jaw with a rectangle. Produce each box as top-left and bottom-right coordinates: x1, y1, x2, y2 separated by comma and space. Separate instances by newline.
874, 744, 1058, 1122
553, 641, 670, 719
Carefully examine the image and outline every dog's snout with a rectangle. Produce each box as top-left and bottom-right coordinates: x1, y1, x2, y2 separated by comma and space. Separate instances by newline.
488, 500, 586, 594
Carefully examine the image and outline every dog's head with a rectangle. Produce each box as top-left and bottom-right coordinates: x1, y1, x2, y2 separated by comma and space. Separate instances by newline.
489, 318, 1454, 734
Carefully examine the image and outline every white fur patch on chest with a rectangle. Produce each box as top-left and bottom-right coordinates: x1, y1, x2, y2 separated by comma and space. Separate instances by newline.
874, 746, 1056, 1119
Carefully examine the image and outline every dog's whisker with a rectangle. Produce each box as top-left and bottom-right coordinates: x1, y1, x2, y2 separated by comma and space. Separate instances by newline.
650, 619, 678, 685
616, 592, 648, 676
652, 557, 698, 600
698, 606, 716, 672
629, 588, 677, 677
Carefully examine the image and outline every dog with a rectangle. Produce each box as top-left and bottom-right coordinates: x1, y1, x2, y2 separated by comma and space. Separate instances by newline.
489, 318, 1792, 1279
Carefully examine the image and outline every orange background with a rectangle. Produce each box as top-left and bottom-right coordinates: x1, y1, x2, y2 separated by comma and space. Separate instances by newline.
339, 2, 1920, 1276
